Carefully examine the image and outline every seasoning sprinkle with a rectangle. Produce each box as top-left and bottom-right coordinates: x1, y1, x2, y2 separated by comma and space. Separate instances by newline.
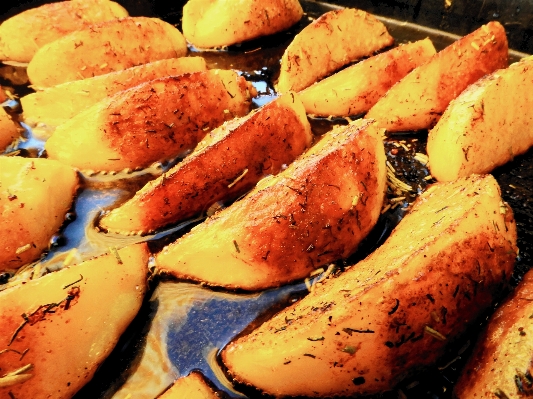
228, 168, 249, 188
424, 325, 447, 341
63, 274, 83, 290
110, 247, 123, 264
233, 240, 240, 253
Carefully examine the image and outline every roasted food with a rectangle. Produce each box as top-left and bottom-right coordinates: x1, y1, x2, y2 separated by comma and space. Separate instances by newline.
0, 157, 79, 271
156, 119, 387, 291
0, 0, 128, 63
276, 8, 394, 93
21, 57, 207, 131
182, 0, 303, 48
221, 174, 517, 397
428, 56, 533, 181
454, 268, 533, 399
26, 17, 188, 88
158, 371, 221, 399
0, 107, 19, 151
99, 93, 312, 235
0, 243, 149, 399
45, 69, 255, 172
298, 38, 436, 117
366, 21, 508, 132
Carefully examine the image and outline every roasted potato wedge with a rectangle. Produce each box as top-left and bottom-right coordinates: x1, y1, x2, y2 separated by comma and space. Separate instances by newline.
158, 372, 221, 399
45, 69, 255, 172
0, 157, 79, 271
0, 0, 128, 63
156, 119, 387, 291
0, 107, 19, 151
428, 56, 533, 181
27, 17, 187, 88
454, 268, 533, 399
21, 57, 207, 131
221, 174, 517, 397
276, 8, 394, 93
366, 21, 508, 132
182, 0, 303, 48
298, 38, 436, 117
0, 243, 149, 399
99, 93, 312, 235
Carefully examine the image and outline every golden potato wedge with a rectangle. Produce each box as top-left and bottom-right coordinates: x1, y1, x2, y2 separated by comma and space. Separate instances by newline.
21, 57, 207, 130
298, 38, 436, 117
428, 56, 533, 182
99, 93, 312, 235
0, 157, 79, 271
156, 119, 387, 291
182, 0, 303, 48
0, 243, 149, 399
366, 21, 508, 132
0, 107, 19, 151
454, 269, 533, 399
0, 0, 128, 63
27, 17, 187, 88
221, 174, 517, 397
276, 8, 394, 93
158, 372, 220, 399
45, 69, 255, 172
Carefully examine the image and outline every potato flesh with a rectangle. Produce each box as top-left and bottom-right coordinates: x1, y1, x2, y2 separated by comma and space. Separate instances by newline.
158, 372, 219, 399
366, 21, 508, 132
277, 8, 394, 93
428, 56, 533, 181
156, 119, 387, 291
99, 93, 312, 235
27, 17, 187, 88
0, 0, 128, 63
221, 174, 517, 397
182, 0, 303, 48
0, 157, 79, 271
45, 69, 254, 172
0, 243, 149, 399
21, 57, 207, 130
454, 269, 533, 399
0, 107, 19, 150
298, 38, 436, 117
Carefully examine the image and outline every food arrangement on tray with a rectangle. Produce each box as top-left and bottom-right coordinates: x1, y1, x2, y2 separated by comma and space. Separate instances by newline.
0, 0, 532, 398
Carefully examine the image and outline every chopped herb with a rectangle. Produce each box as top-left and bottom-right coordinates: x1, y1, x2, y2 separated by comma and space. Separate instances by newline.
63, 274, 83, 290
110, 247, 122, 264
307, 336, 324, 341
303, 353, 316, 358
388, 299, 400, 315
424, 325, 447, 341
283, 360, 291, 365
342, 328, 374, 335
233, 240, 240, 253
341, 345, 357, 354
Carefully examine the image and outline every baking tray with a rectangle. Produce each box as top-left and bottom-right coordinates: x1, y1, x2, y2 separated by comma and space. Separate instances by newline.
1, 1, 532, 398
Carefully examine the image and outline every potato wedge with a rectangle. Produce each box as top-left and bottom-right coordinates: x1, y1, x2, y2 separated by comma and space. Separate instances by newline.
99, 93, 312, 235
298, 39, 436, 117
454, 269, 533, 399
0, 107, 19, 151
21, 57, 207, 131
182, 0, 303, 48
27, 17, 187, 88
0, 243, 149, 399
158, 372, 220, 399
156, 119, 386, 291
221, 174, 517, 397
0, 157, 79, 271
45, 69, 255, 172
428, 56, 533, 182
0, 0, 128, 63
366, 21, 508, 132
276, 8, 394, 93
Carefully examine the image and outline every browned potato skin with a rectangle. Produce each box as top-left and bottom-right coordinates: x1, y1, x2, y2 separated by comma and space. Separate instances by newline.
221, 174, 517, 397
366, 21, 508, 132
45, 70, 255, 172
277, 8, 394, 93
0, 107, 19, 151
0, 157, 79, 271
155, 119, 387, 291
21, 57, 207, 130
0, 243, 149, 399
0, 0, 128, 63
158, 372, 220, 399
298, 38, 436, 117
182, 0, 303, 48
428, 56, 533, 182
99, 93, 312, 235
27, 17, 187, 88
454, 269, 533, 399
